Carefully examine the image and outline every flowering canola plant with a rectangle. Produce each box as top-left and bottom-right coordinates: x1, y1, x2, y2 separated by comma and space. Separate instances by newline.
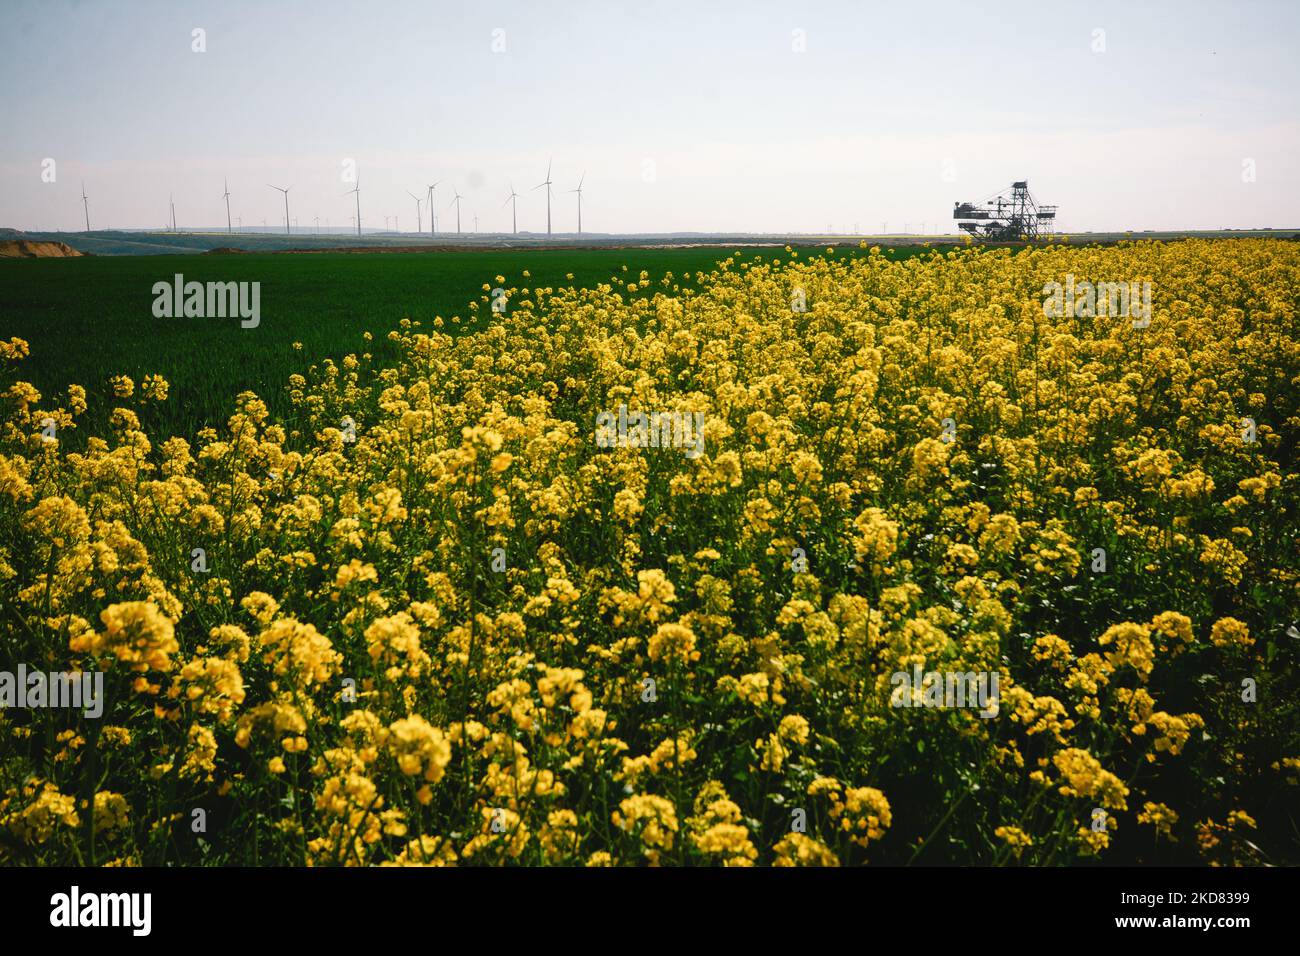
1, 239, 1297, 866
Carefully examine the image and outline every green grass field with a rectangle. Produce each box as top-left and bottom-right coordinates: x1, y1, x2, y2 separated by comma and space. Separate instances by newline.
1, 244, 947, 437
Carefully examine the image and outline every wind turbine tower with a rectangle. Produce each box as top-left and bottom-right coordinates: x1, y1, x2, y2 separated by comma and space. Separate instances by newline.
406, 190, 425, 233
426, 182, 440, 235
504, 183, 519, 234
568, 172, 585, 234
267, 184, 291, 235
533, 158, 554, 236
80, 181, 90, 232
449, 188, 463, 234
223, 178, 233, 234
344, 172, 362, 236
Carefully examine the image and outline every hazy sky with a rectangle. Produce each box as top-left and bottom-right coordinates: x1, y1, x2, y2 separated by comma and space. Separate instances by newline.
2, 0, 1298, 233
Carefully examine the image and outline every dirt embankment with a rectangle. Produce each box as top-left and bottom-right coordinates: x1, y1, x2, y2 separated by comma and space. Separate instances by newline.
0, 239, 85, 258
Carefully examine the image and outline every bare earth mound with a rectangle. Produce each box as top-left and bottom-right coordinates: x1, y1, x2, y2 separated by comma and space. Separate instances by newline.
0, 239, 85, 258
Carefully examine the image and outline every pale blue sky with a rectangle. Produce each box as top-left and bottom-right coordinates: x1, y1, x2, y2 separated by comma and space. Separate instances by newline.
2, 0, 1297, 233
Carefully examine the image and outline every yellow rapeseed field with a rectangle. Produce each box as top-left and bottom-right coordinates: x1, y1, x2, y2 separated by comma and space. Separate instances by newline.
1, 239, 1297, 866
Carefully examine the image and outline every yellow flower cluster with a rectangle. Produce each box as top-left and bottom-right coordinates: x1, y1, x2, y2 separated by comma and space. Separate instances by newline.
1, 238, 1295, 865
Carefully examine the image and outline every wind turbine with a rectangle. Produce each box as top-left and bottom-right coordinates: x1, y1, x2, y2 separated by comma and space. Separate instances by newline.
426, 182, 440, 236
314, 216, 320, 234
503, 183, 519, 234
79, 181, 90, 232
267, 184, 291, 235
473, 214, 479, 233
533, 158, 554, 236
344, 173, 361, 236
169, 194, 177, 232
222, 178, 232, 234
448, 188, 463, 234
567, 171, 585, 234
406, 191, 425, 233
